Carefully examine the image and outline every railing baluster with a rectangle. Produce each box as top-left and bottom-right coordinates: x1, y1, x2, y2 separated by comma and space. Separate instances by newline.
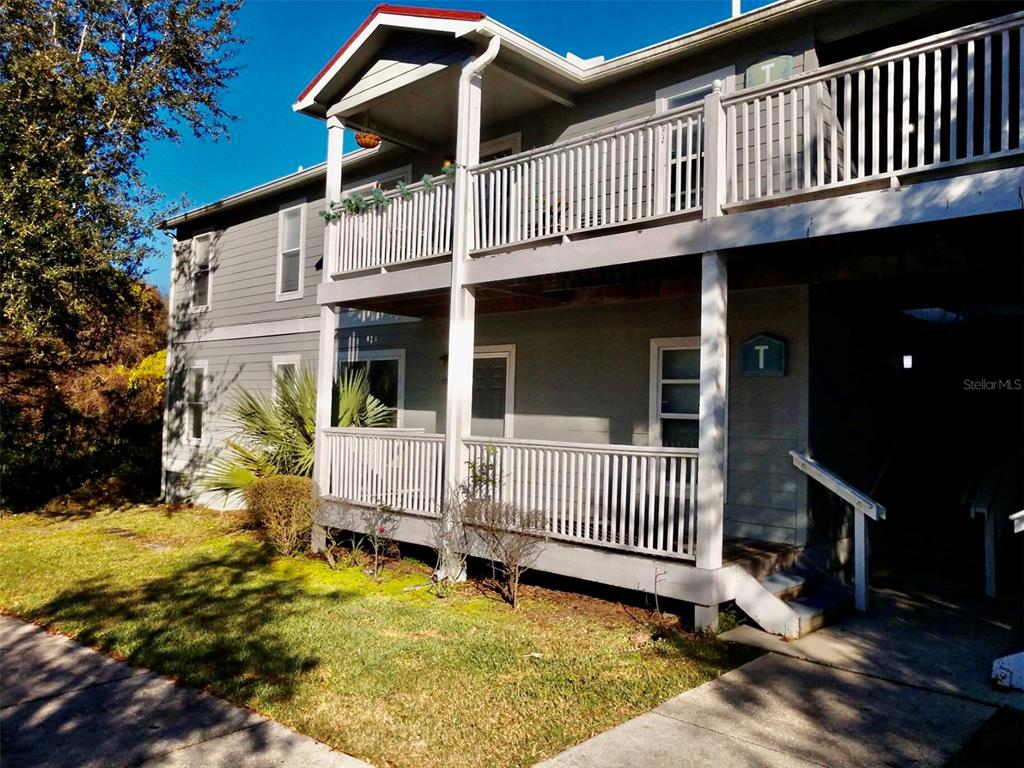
754, 97, 762, 196
983, 34, 992, 156
934, 49, 942, 163
1001, 30, 1010, 152
967, 39, 976, 158
742, 101, 751, 200
917, 52, 927, 167
872, 65, 880, 175
950, 44, 960, 160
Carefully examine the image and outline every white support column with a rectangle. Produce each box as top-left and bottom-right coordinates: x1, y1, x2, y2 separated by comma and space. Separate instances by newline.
703, 80, 728, 219
312, 117, 345, 552
443, 38, 499, 497
694, 251, 728, 631
854, 510, 868, 610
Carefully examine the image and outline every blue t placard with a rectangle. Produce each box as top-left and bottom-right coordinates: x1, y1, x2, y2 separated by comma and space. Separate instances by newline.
741, 334, 786, 376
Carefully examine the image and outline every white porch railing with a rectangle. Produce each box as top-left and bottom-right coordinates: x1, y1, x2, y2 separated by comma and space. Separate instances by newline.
331, 175, 454, 275
322, 427, 445, 517
469, 104, 705, 252
724, 13, 1024, 204
465, 437, 699, 560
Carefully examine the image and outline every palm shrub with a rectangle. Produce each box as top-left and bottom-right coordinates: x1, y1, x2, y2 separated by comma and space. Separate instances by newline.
201, 366, 392, 498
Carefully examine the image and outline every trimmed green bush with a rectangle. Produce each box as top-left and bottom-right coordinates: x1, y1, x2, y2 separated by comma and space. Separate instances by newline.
244, 475, 317, 555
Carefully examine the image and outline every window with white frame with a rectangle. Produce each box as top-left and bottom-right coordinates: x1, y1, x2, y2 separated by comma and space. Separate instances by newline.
655, 66, 734, 113
480, 133, 522, 163
277, 202, 305, 300
342, 166, 412, 196
338, 349, 404, 427
190, 234, 212, 311
472, 345, 515, 438
186, 363, 207, 443
272, 354, 300, 396
649, 338, 700, 449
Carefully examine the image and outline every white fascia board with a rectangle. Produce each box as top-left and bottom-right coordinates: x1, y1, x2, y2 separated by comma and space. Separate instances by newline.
293, 13, 480, 113
161, 146, 381, 229
473, 0, 823, 88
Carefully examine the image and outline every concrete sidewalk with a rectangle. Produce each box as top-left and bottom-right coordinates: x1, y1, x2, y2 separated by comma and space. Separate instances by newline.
0, 616, 370, 768
540, 588, 1022, 768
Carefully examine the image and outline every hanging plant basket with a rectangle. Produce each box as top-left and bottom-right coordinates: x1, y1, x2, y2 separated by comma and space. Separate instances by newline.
355, 131, 381, 149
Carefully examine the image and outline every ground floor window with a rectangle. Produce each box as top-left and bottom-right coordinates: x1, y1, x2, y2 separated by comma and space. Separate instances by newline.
186, 362, 207, 444
649, 338, 700, 448
472, 345, 515, 438
272, 354, 300, 397
339, 349, 404, 427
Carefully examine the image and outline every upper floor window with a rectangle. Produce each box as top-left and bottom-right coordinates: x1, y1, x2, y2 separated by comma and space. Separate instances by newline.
190, 234, 212, 311
655, 66, 735, 113
277, 201, 305, 301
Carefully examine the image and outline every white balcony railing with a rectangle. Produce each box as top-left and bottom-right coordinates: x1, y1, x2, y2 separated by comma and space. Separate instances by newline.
328, 13, 1022, 272
322, 427, 445, 517
724, 13, 1024, 204
465, 437, 699, 560
469, 104, 705, 252
332, 174, 454, 275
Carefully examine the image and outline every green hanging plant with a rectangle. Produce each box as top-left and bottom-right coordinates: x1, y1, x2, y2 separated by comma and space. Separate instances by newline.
342, 192, 371, 215
395, 180, 414, 200
370, 186, 390, 211
421, 173, 437, 191
319, 202, 343, 223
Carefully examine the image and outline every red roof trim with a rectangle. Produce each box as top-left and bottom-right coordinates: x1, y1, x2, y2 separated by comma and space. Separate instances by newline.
296, 4, 485, 104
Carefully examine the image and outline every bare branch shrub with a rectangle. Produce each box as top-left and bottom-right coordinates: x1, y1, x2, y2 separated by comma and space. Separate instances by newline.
361, 504, 400, 579
465, 498, 545, 609
430, 488, 472, 597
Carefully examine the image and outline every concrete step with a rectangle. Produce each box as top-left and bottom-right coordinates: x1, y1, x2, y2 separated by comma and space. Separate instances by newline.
787, 585, 854, 637
759, 570, 812, 602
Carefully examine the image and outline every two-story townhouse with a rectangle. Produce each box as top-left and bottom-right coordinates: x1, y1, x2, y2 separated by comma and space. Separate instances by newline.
161, 0, 1023, 636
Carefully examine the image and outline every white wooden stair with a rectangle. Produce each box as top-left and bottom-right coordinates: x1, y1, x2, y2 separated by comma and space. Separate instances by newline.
733, 561, 853, 640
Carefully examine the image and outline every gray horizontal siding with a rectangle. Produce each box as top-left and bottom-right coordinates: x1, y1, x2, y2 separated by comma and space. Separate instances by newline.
163, 331, 320, 507
724, 285, 809, 545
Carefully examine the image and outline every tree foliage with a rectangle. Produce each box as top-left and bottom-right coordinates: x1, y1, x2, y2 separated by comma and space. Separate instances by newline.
0, 0, 242, 508
0, 0, 242, 358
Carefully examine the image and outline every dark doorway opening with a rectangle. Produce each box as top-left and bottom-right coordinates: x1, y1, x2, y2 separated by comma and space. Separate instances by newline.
809, 258, 1023, 604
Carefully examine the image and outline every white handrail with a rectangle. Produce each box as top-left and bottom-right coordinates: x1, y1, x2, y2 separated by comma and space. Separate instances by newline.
1011, 510, 1024, 535
790, 450, 884, 612
722, 10, 1024, 106
789, 451, 885, 520
466, 435, 698, 456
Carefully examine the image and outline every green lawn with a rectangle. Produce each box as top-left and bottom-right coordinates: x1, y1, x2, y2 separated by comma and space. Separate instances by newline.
0, 503, 752, 768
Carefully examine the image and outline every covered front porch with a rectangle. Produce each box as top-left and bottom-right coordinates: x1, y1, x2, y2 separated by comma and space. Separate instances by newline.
309, 253, 813, 624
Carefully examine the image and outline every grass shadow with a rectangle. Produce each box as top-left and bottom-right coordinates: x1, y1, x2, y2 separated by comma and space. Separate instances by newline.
24, 544, 333, 704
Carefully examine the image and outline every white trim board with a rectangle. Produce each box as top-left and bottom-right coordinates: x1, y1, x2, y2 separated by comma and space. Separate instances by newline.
474, 344, 516, 438
341, 347, 406, 428
178, 311, 420, 344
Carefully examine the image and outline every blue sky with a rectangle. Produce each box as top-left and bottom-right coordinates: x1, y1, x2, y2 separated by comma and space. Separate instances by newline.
141, 0, 774, 293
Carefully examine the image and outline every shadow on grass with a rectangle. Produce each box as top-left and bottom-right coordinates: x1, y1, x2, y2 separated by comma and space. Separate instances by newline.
23, 544, 333, 704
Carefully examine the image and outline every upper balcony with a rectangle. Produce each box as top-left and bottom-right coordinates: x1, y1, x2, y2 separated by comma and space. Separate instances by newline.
320, 10, 1024, 285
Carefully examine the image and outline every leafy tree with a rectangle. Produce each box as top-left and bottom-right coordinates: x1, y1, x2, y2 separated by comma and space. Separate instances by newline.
0, 0, 242, 508
0, 0, 242, 359
202, 368, 394, 499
